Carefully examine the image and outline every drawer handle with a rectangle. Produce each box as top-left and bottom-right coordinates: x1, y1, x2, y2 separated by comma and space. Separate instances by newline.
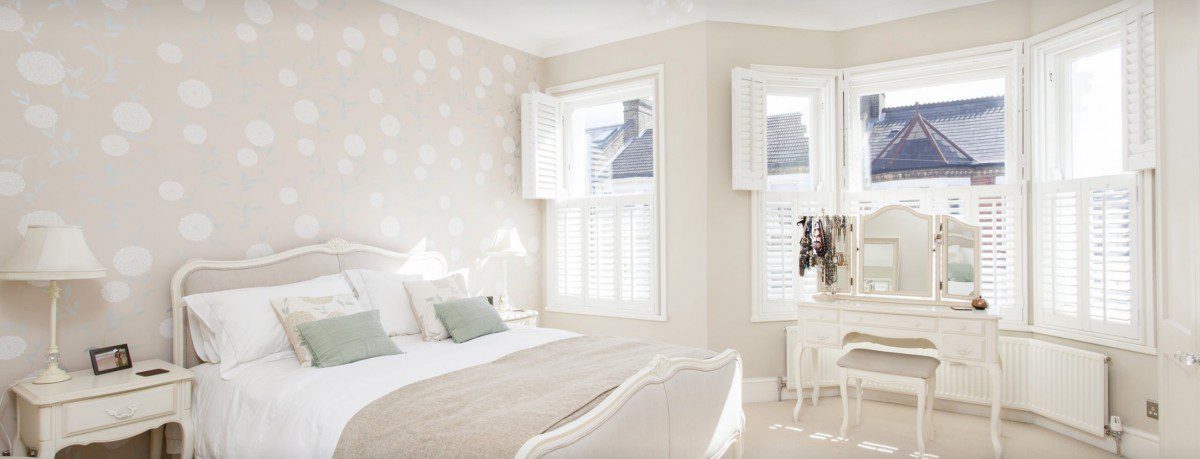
913, 321, 922, 327
958, 324, 969, 331
106, 405, 139, 420
816, 334, 829, 341
955, 348, 972, 356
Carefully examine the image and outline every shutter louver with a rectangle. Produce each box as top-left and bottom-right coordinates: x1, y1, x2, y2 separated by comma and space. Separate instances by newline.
521, 92, 562, 199
555, 205, 585, 298
620, 201, 654, 303
1122, 1, 1156, 171
587, 204, 617, 302
732, 67, 767, 190
1086, 178, 1138, 338
974, 192, 1024, 323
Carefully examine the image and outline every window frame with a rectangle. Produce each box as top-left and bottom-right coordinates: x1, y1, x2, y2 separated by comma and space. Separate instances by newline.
747, 66, 838, 322
543, 65, 668, 321
1025, 4, 1157, 353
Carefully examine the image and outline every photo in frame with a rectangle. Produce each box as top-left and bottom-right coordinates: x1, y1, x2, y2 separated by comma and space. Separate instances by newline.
88, 344, 132, 375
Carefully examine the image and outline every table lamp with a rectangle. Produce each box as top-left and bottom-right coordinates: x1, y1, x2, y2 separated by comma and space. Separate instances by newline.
487, 227, 527, 311
0, 225, 106, 384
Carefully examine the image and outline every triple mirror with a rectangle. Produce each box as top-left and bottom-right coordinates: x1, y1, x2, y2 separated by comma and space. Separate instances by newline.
847, 205, 980, 303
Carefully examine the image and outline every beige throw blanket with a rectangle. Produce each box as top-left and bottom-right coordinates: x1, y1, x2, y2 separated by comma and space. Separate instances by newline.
333, 335, 715, 458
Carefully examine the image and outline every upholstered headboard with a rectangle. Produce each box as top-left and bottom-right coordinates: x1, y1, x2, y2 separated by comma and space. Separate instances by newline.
169, 238, 448, 368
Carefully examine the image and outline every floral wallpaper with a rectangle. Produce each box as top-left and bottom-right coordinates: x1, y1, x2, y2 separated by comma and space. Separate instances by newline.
0, 1, 542, 455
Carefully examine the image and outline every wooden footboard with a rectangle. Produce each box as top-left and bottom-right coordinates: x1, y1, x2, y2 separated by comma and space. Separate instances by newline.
516, 350, 744, 459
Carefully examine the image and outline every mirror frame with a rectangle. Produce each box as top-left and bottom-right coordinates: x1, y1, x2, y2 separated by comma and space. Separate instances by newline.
854, 204, 935, 299
936, 215, 981, 302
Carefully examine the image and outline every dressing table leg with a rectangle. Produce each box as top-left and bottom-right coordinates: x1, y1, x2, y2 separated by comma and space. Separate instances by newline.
810, 350, 820, 407
989, 363, 1003, 458
792, 345, 807, 422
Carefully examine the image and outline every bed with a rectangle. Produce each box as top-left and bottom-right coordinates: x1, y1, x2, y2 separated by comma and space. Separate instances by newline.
169, 238, 744, 458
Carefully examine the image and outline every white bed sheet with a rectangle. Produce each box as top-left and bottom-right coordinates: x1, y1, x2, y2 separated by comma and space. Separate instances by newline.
191, 326, 579, 459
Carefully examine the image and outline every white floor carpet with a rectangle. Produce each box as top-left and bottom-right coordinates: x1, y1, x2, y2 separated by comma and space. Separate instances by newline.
742, 399, 1118, 458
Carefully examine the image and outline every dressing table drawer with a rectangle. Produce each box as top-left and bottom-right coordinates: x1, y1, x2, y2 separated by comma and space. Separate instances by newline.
940, 318, 984, 335
801, 308, 839, 323
803, 323, 840, 346
941, 335, 985, 361
842, 311, 937, 332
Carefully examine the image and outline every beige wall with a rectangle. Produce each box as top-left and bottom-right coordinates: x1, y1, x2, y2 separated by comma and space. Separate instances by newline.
546, 0, 1161, 435
540, 23, 710, 348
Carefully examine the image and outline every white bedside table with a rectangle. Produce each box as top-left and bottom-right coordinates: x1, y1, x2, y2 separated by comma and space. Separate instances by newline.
11, 359, 193, 459
498, 309, 539, 327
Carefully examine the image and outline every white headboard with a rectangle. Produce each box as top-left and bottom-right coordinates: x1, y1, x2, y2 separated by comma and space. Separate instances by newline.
169, 238, 448, 368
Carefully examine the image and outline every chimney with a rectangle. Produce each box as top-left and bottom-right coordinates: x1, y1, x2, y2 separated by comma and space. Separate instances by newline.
622, 99, 652, 142
860, 94, 884, 124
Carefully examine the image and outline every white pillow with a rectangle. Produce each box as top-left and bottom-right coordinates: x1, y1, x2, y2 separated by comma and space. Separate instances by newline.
403, 272, 469, 341
183, 274, 353, 379
344, 269, 422, 336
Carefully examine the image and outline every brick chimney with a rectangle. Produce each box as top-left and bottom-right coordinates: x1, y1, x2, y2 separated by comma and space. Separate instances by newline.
860, 94, 884, 124
622, 99, 653, 142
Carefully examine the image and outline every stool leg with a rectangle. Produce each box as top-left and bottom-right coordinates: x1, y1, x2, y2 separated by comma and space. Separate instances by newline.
854, 377, 863, 426
926, 378, 936, 441
916, 383, 927, 457
839, 370, 850, 437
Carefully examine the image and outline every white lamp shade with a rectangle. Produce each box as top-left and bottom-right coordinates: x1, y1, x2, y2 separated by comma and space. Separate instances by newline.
488, 227, 527, 257
0, 225, 106, 281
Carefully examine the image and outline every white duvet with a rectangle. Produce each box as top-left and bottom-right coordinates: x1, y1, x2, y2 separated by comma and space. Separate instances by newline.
191, 326, 579, 459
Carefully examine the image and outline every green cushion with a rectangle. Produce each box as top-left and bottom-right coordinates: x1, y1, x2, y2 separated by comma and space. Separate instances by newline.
434, 297, 510, 343
296, 310, 401, 368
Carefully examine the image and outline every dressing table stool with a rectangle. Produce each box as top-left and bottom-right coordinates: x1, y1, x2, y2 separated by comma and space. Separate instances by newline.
837, 348, 940, 456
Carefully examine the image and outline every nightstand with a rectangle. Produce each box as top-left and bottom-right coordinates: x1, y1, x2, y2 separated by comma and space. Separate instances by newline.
11, 359, 193, 459
498, 309, 540, 327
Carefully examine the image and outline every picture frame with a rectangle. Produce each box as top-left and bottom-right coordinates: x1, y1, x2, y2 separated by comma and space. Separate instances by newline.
88, 344, 133, 375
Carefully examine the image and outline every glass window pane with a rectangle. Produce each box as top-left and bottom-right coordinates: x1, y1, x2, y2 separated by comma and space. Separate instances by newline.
766, 93, 815, 192
858, 77, 1006, 190
1065, 44, 1122, 179
570, 97, 654, 196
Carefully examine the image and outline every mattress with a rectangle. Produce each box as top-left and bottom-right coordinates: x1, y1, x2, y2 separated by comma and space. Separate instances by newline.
191, 326, 579, 459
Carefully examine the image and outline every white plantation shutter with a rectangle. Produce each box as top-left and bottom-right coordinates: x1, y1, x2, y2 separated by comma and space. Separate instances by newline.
520, 92, 562, 199
1034, 175, 1140, 339
620, 201, 655, 304
732, 67, 767, 190
1085, 177, 1139, 338
1121, 1, 1157, 171
587, 204, 617, 302
550, 197, 657, 315
753, 191, 835, 320
554, 205, 585, 299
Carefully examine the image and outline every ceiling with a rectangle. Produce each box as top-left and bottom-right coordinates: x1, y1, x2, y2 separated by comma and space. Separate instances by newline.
380, 0, 995, 57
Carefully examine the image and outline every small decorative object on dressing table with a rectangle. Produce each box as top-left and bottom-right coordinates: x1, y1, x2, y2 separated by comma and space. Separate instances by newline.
0, 226, 106, 384
487, 227, 527, 310
790, 205, 1004, 458
10, 359, 194, 459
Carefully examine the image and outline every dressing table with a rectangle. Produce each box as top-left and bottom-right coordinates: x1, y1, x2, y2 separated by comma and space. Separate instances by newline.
790, 205, 1004, 458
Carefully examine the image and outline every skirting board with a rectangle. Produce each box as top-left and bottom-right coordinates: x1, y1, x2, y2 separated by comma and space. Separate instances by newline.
742, 377, 1160, 458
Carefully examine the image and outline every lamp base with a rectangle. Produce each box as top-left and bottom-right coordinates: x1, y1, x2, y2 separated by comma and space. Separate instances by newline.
33, 363, 71, 384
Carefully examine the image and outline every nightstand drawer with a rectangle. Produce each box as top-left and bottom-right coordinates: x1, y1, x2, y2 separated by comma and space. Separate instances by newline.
62, 384, 176, 437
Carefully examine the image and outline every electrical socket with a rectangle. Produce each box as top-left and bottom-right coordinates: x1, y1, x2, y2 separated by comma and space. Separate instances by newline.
1147, 399, 1159, 419
2, 449, 12, 456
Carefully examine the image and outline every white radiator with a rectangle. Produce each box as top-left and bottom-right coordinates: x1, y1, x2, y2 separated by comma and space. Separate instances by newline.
785, 326, 1110, 436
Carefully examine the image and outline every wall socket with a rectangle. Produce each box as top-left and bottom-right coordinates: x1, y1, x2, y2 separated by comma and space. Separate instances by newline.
1147, 399, 1159, 419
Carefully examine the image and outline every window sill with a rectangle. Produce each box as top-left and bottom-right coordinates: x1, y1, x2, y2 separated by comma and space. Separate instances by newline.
751, 312, 797, 323
1027, 325, 1156, 355
545, 305, 667, 322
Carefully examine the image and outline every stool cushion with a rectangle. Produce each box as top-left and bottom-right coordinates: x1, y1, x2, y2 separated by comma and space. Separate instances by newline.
837, 348, 940, 379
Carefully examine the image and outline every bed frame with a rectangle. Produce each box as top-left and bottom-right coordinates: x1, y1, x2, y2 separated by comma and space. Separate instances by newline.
169, 238, 744, 458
